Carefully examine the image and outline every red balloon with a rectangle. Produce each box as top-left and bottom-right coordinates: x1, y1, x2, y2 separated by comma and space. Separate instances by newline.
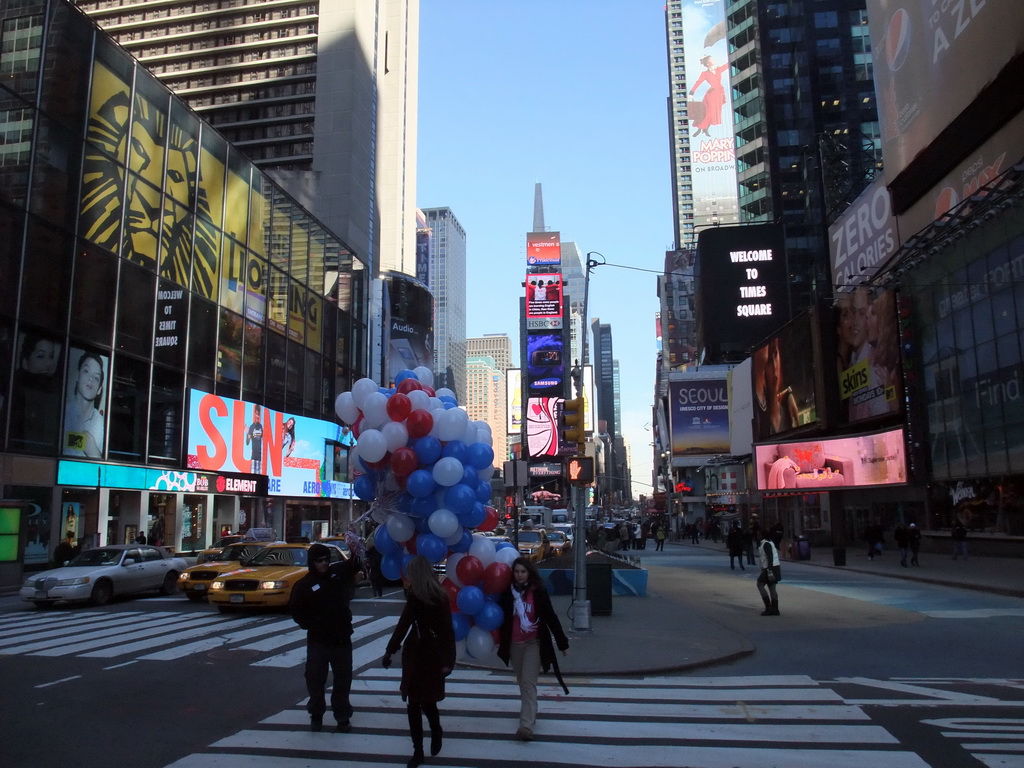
490, 629, 501, 644
352, 414, 363, 438
390, 446, 419, 478
421, 385, 436, 397
386, 392, 413, 422
455, 554, 484, 587
441, 577, 460, 611
407, 409, 433, 439
406, 534, 418, 555
396, 378, 424, 395
477, 506, 499, 532
482, 561, 511, 594
367, 455, 390, 471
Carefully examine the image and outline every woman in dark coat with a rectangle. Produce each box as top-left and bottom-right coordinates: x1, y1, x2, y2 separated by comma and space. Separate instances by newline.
497, 557, 569, 741
383, 555, 456, 768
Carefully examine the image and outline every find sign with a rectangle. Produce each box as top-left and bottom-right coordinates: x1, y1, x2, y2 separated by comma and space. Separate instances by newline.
566, 456, 594, 485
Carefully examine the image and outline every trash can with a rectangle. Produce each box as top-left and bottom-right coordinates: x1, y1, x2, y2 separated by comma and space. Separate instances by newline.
832, 547, 846, 566
586, 562, 613, 616
796, 535, 811, 560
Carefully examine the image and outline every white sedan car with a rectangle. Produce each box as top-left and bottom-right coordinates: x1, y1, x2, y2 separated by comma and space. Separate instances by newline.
21, 545, 188, 607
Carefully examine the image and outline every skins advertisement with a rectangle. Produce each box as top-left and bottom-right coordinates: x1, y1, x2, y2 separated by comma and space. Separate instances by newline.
186, 389, 353, 498
834, 287, 904, 424
682, 0, 739, 230
868, 0, 1022, 181
668, 379, 730, 455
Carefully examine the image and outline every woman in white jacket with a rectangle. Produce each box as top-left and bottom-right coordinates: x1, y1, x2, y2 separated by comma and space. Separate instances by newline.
757, 530, 781, 616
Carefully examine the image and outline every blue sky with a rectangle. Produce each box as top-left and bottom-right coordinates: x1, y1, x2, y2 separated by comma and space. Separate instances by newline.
417, 1, 672, 500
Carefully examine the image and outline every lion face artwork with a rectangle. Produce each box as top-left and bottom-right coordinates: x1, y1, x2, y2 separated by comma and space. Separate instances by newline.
80, 61, 217, 298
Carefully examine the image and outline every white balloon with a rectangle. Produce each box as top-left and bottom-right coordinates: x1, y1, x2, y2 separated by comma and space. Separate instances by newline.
454, 637, 468, 661
444, 525, 466, 546
477, 428, 494, 447
352, 377, 379, 409
381, 420, 409, 452
494, 546, 519, 567
413, 366, 434, 388
428, 508, 460, 539
474, 420, 492, 435
477, 465, 495, 482
433, 457, 464, 487
357, 429, 387, 463
335, 391, 360, 424
468, 534, 496, 567
438, 408, 469, 442
386, 512, 416, 543
361, 391, 389, 428
436, 387, 456, 402
408, 389, 430, 411
466, 625, 495, 658
445, 552, 465, 587
461, 422, 479, 444
428, 397, 445, 411
371, 506, 389, 524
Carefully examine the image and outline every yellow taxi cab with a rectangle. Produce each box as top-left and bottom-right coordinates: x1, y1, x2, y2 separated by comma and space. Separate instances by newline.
207, 542, 348, 612
178, 541, 271, 601
517, 529, 552, 563
194, 534, 246, 564
319, 535, 353, 558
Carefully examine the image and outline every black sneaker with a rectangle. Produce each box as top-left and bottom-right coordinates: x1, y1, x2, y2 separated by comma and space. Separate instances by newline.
310, 716, 323, 732
335, 720, 351, 733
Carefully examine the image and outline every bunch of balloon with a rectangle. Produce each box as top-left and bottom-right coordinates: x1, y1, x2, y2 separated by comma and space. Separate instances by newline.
443, 533, 519, 658
334, 367, 503, 657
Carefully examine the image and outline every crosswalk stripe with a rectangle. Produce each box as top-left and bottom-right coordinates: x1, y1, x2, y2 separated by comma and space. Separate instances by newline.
252, 616, 397, 668
0, 611, 148, 647
0, 610, 146, 638
32, 614, 229, 657
138, 618, 296, 661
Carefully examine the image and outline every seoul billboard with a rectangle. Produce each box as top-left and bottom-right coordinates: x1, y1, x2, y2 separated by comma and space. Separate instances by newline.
668, 378, 730, 456
186, 389, 354, 498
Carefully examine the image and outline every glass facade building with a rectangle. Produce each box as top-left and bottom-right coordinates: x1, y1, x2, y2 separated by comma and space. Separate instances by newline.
0, 0, 369, 580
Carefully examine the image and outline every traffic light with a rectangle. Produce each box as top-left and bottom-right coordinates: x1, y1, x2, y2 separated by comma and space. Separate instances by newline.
560, 397, 586, 456
566, 455, 594, 484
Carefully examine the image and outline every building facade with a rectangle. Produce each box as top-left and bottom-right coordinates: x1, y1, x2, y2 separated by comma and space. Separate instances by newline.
465, 355, 507, 465
0, 0, 369, 583
421, 206, 466, 402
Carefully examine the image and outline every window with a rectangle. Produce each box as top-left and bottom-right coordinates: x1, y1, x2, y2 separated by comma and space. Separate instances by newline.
148, 364, 182, 464
108, 353, 149, 462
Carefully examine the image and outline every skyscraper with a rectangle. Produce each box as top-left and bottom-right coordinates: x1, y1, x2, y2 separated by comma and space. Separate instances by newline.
73, 0, 419, 277
421, 207, 467, 401
465, 353, 508, 464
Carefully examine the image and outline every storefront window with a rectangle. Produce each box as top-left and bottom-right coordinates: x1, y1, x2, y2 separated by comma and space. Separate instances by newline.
148, 493, 175, 547
181, 494, 205, 552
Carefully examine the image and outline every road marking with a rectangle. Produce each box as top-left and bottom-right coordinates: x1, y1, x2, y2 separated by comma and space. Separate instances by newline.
35, 674, 82, 688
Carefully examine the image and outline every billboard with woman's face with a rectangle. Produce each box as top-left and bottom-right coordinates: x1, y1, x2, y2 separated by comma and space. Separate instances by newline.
63, 347, 108, 458
751, 310, 820, 441
834, 287, 903, 424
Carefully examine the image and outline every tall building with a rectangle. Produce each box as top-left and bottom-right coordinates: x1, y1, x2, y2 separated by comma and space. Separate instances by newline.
466, 334, 512, 375
421, 207, 466, 401
728, 0, 880, 307
72, 0, 420, 278
666, 0, 740, 249
465, 355, 507, 464
591, 318, 627, 506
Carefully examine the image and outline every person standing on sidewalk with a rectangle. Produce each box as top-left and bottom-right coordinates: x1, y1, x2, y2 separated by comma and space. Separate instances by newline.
952, 521, 969, 560
726, 522, 745, 570
894, 523, 910, 567
655, 523, 666, 551
290, 542, 363, 733
756, 530, 782, 616
498, 557, 569, 742
908, 523, 922, 566
383, 555, 456, 768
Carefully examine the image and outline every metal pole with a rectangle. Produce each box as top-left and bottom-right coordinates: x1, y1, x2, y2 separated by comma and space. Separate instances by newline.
571, 482, 590, 631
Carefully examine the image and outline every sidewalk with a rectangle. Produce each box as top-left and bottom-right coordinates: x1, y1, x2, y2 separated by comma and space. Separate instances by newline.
459, 541, 1023, 678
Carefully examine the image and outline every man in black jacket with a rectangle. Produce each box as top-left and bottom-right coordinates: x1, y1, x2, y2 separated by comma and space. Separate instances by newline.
290, 542, 363, 733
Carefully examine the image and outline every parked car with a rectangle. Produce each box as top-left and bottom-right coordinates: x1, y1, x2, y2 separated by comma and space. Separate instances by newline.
21, 545, 188, 607
207, 542, 348, 612
517, 529, 552, 563
178, 541, 271, 601
546, 530, 572, 557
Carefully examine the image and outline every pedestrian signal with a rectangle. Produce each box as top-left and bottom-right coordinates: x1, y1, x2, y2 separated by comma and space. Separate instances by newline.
566, 456, 594, 484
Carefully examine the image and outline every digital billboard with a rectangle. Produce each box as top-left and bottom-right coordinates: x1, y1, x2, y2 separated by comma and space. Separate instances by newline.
682, 0, 739, 230
63, 347, 109, 458
751, 310, 820, 442
754, 427, 907, 492
868, 0, 1023, 185
186, 389, 353, 498
525, 332, 564, 396
668, 378, 729, 455
525, 397, 559, 458
384, 273, 433, 386
525, 272, 563, 331
697, 223, 789, 362
526, 231, 561, 266
829, 177, 898, 290
833, 287, 904, 425
507, 368, 522, 435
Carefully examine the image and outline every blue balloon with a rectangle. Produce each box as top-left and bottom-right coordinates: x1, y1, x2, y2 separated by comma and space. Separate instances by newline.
411, 495, 438, 518
451, 528, 473, 553
407, 469, 435, 498
395, 368, 418, 384
414, 436, 443, 466
441, 440, 469, 464
378, 386, 391, 395
451, 612, 471, 641
474, 600, 504, 632
462, 502, 486, 529
496, 541, 516, 552
475, 479, 493, 504
381, 552, 403, 581
401, 553, 415, 578
415, 514, 433, 534
462, 465, 479, 487
374, 523, 401, 556
467, 442, 495, 470
456, 585, 485, 616
445, 483, 476, 515
439, 395, 458, 405
354, 474, 376, 501
443, 401, 457, 410
417, 533, 447, 563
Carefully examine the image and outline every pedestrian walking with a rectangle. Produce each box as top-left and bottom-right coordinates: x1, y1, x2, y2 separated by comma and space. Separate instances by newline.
618, 522, 629, 551
655, 524, 666, 551
690, 523, 700, 544
742, 524, 755, 566
952, 521, 969, 560
756, 529, 782, 616
908, 522, 921, 566
894, 523, 910, 567
726, 522, 745, 570
289, 542, 363, 733
498, 557, 569, 742
383, 555, 456, 768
